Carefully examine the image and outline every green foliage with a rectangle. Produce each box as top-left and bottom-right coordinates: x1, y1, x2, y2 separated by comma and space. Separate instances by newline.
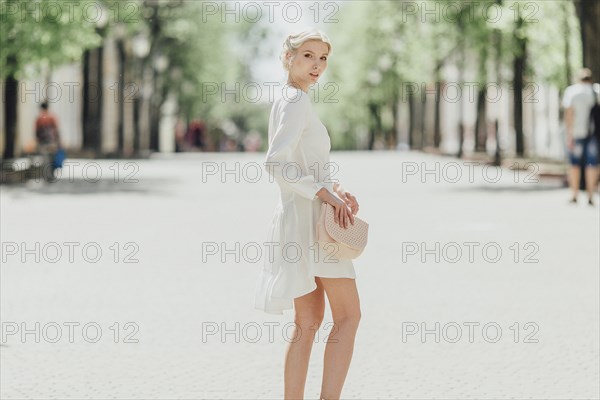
1, 0, 585, 150
320, 0, 582, 148
525, 0, 582, 87
0, 0, 102, 79
149, 1, 268, 137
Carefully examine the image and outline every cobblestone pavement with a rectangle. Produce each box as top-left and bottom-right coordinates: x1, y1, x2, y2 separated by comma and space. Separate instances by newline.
1, 151, 599, 399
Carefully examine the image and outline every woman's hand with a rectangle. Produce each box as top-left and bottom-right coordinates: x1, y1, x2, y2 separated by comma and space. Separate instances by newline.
340, 191, 359, 215
333, 185, 359, 215
317, 188, 355, 229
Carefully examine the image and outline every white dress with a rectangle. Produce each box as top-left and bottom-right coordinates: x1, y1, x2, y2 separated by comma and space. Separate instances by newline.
254, 86, 356, 315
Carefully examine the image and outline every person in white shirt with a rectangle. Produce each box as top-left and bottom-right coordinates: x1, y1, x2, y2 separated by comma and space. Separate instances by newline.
254, 28, 361, 400
562, 68, 599, 205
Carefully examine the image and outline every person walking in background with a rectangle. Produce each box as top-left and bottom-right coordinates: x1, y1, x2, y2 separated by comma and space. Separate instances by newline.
35, 101, 63, 180
563, 68, 599, 206
185, 119, 206, 151
36, 101, 61, 147
174, 117, 187, 153
254, 28, 362, 400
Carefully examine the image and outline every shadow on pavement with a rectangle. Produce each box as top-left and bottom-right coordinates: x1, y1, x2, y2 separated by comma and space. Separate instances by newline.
1, 177, 178, 196
448, 182, 566, 193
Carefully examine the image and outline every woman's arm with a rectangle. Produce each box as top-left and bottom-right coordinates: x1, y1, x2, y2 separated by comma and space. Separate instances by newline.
564, 107, 574, 149
265, 96, 325, 200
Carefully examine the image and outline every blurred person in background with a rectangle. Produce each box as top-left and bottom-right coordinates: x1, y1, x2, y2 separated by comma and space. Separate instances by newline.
563, 68, 599, 206
174, 118, 187, 152
242, 131, 262, 152
35, 101, 63, 180
185, 119, 206, 151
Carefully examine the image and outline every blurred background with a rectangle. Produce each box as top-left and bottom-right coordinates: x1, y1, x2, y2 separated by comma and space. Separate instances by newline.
1, 0, 598, 165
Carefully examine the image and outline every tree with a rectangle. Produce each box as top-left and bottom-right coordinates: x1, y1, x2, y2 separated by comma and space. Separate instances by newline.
573, 0, 600, 81
512, 3, 527, 156
0, 0, 101, 158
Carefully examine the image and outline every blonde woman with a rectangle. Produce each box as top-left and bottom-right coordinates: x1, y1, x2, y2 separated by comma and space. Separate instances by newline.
254, 28, 362, 400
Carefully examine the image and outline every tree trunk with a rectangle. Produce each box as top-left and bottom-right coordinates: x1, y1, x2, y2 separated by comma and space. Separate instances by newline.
117, 40, 126, 154
513, 54, 525, 157
82, 47, 104, 154
434, 79, 442, 149
457, 17, 465, 158
389, 93, 399, 150
133, 96, 141, 153
574, 0, 600, 80
493, 0, 503, 165
149, 72, 161, 151
513, 14, 527, 157
387, 64, 399, 150
391, 98, 399, 150
475, 87, 487, 152
367, 101, 380, 150
419, 92, 426, 149
475, 34, 489, 153
148, 1, 162, 152
562, 1, 573, 85
408, 93, 415, 149
432, 39, 442, 149
3, 73, 18, 159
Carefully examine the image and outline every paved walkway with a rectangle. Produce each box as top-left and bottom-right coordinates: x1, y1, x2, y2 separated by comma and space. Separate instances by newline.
1, 151, 598, 399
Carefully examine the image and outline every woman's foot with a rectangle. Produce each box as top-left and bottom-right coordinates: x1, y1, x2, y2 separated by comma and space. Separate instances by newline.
569, 197, 577, 204
589, 198, 595, 206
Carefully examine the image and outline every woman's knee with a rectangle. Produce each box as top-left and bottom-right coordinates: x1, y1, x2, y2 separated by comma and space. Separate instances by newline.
294, 310, 325, 329
332, 308, 361, 329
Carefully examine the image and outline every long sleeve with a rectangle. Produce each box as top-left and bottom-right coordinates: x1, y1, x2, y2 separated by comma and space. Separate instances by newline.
265, 96, 325, 200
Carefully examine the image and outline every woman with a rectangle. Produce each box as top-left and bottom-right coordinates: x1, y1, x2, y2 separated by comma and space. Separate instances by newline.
254, 28, 362, 400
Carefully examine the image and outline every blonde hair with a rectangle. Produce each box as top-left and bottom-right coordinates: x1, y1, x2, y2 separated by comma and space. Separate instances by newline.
279, 27, 332, 72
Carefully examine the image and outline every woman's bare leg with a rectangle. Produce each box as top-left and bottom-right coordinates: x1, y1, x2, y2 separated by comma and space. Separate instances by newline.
317, 277, 361, 400
284, 279, 325, 400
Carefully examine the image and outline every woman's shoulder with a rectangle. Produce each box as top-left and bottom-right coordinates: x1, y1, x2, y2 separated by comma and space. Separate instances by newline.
274, 86, 310, 112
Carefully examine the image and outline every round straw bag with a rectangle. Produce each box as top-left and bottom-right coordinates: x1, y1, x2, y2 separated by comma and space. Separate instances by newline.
316, 202, 369, 259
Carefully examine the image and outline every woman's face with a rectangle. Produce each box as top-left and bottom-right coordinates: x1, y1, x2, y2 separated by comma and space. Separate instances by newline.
287, 40, 329, 90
